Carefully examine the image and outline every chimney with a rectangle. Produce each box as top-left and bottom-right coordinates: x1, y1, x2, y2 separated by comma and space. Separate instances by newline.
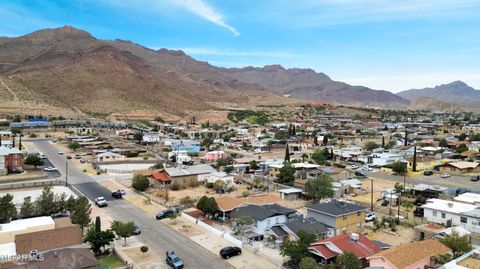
350, 233, 360, 242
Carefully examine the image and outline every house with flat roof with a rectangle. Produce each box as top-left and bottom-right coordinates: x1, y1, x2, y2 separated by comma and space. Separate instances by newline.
440, 248, 480, 269
306, 200, 367, 235
421, 198, 480, 233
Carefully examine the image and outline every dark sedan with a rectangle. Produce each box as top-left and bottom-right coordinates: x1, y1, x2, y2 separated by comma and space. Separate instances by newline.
219, 246, 241, 259
155, 209, 175, 220
111, 190, 123, 198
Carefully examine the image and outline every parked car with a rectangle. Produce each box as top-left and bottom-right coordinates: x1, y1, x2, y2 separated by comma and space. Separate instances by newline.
362, 166, 373, 171
471, 176, 480, 182
116, 189, 126, 195
74, 155, 81, 159
441, 173, 451, 178
80, 159, 86, 163
351, 165, 360, 169
43, 167, 58, 172
413, 207, 424, 217
8, 168, 22, 173
365, 212, 376, 222
166, 251, 184, 269
38, 154, 47, 159
219, 246, 242, 259
51, 210, 69, 219
111, 190, 123, 198
66, 155, 72, 159
95, 197, 108, 207
381, 199, 389, 206
133, 224, 141, 235
423, 170, 433, 176
156, 208, 176, 220
58, 151, 64, 155
354, 171, 367, 178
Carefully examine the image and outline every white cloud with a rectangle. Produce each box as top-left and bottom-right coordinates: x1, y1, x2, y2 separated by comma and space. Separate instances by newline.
170, 0, 239, 36
341, 72, 480, 93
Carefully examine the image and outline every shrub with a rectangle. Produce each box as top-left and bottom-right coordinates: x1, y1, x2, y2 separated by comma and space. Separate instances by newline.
170, 182, 180, 191
127, 152, 139, 158
132, 174, 149, 191
242, 191, 250, 197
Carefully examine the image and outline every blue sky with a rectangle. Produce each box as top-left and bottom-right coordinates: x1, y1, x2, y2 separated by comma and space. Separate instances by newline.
1, 0, 480, 92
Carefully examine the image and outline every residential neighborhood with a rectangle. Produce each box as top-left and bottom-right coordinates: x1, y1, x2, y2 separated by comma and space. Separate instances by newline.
1, 107, 480, 269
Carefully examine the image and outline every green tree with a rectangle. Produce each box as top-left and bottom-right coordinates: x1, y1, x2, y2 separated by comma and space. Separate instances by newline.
132, 174, 150, 191
412, 146, 417, 172
66, 195, 76, 212
20, 196, 35, 218
392, 161, 407, 175
274, 130, 288, 140
305, 174, 334, 201
84, 224, 115, 255
224, 165, 234, 173
34, 186, 55, 216
249, 160, 259, 170
440, 232, 472, 258
24, 154, 45, 169
203, 197, 218, 215
382, 136, 385, 148
232, 216, 255, 236
0, 193, 17, 223
213, 180, 226, 193
152, 162, 164, 169
322, 135, 328, 146
201, 137, 213, 151
280, 230, 317, 267
111, 220, 136, 246
456, 144, 468, 154
276, 162, 296, 185
299, 257, 318, 269
284, 144, 290, 163
364, 142, 379, 151
140, 245, 149, 256
95, 216, 101, 233
439, 138, 448, 147
196, 196, 209, 211
458, 133, 467, 141
331, 252, 361, 269
133, 131, 143, 144
311, 148, 329, 164
70, 196, 92, 233
68, 141, 80, 152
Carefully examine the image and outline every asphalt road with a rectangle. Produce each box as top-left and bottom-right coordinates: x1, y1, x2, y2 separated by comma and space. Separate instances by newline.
364, 170, 480, 193
33, 140, 232, 269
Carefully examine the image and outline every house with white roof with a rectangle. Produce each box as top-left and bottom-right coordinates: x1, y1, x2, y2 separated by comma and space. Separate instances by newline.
207, 171, 234, 186
421, 198, 480, 233
96, 151, 125, 162
454, 192, 480, 205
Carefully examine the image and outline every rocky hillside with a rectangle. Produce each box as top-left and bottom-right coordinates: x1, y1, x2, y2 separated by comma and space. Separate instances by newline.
0, 26, 414, 118
398, 81, 480, 107
221, 65, 409, 108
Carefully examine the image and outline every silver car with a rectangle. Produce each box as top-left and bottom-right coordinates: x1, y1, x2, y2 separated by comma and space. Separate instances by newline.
94, 197, 108, 207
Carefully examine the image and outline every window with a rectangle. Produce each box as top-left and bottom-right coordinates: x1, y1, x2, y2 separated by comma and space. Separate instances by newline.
461, 217, 468, 223
267, 219, 271, 227
433, 211, 437, 217
343, 215, 347, 220
441, 213, 446, 219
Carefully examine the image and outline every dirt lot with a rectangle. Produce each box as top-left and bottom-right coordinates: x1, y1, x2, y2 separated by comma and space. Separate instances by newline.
366, 226, 416, 247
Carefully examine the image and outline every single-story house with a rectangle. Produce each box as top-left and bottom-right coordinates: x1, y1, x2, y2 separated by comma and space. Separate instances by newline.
278, 188, 303, 200
367, 239, 450, 269
268, 217, 334, 244
440, 161, 480, 174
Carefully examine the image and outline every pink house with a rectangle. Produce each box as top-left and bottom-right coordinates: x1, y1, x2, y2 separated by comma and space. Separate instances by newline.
367, 239, 450, 269
203, 151, 224, 162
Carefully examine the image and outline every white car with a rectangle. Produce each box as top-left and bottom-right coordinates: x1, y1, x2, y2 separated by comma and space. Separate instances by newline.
58, 151, 64, 155
365, 212, 376, 222
441, 173, 451, 178
94, 197, 108, 207
362, 167, 373, 171
351, 165, 360, 169
116, 189, 126, 195
43, 167, 58, 172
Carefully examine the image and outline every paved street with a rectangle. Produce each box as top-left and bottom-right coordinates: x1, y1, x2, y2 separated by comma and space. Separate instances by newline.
32, 140, 232, 269
364, 170, 480, 193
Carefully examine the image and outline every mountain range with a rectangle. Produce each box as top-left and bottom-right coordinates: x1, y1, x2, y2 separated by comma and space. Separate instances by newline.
397, 81, 480, 108
0, 26, 478, 118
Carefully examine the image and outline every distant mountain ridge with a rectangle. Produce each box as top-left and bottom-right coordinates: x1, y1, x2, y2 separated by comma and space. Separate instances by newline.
0, 25, 457, 118
397, 81, 480, 107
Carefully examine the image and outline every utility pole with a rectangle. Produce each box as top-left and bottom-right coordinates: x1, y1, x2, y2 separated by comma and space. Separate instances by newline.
370, 178, 374, 211
397, 191, 401, 224
65, 160, 68, 187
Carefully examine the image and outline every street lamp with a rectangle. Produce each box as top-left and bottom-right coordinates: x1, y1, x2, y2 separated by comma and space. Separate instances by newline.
65, 159, 69, 187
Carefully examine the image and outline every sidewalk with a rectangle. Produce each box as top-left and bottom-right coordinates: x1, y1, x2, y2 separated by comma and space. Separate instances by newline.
114, 237, 167, 269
